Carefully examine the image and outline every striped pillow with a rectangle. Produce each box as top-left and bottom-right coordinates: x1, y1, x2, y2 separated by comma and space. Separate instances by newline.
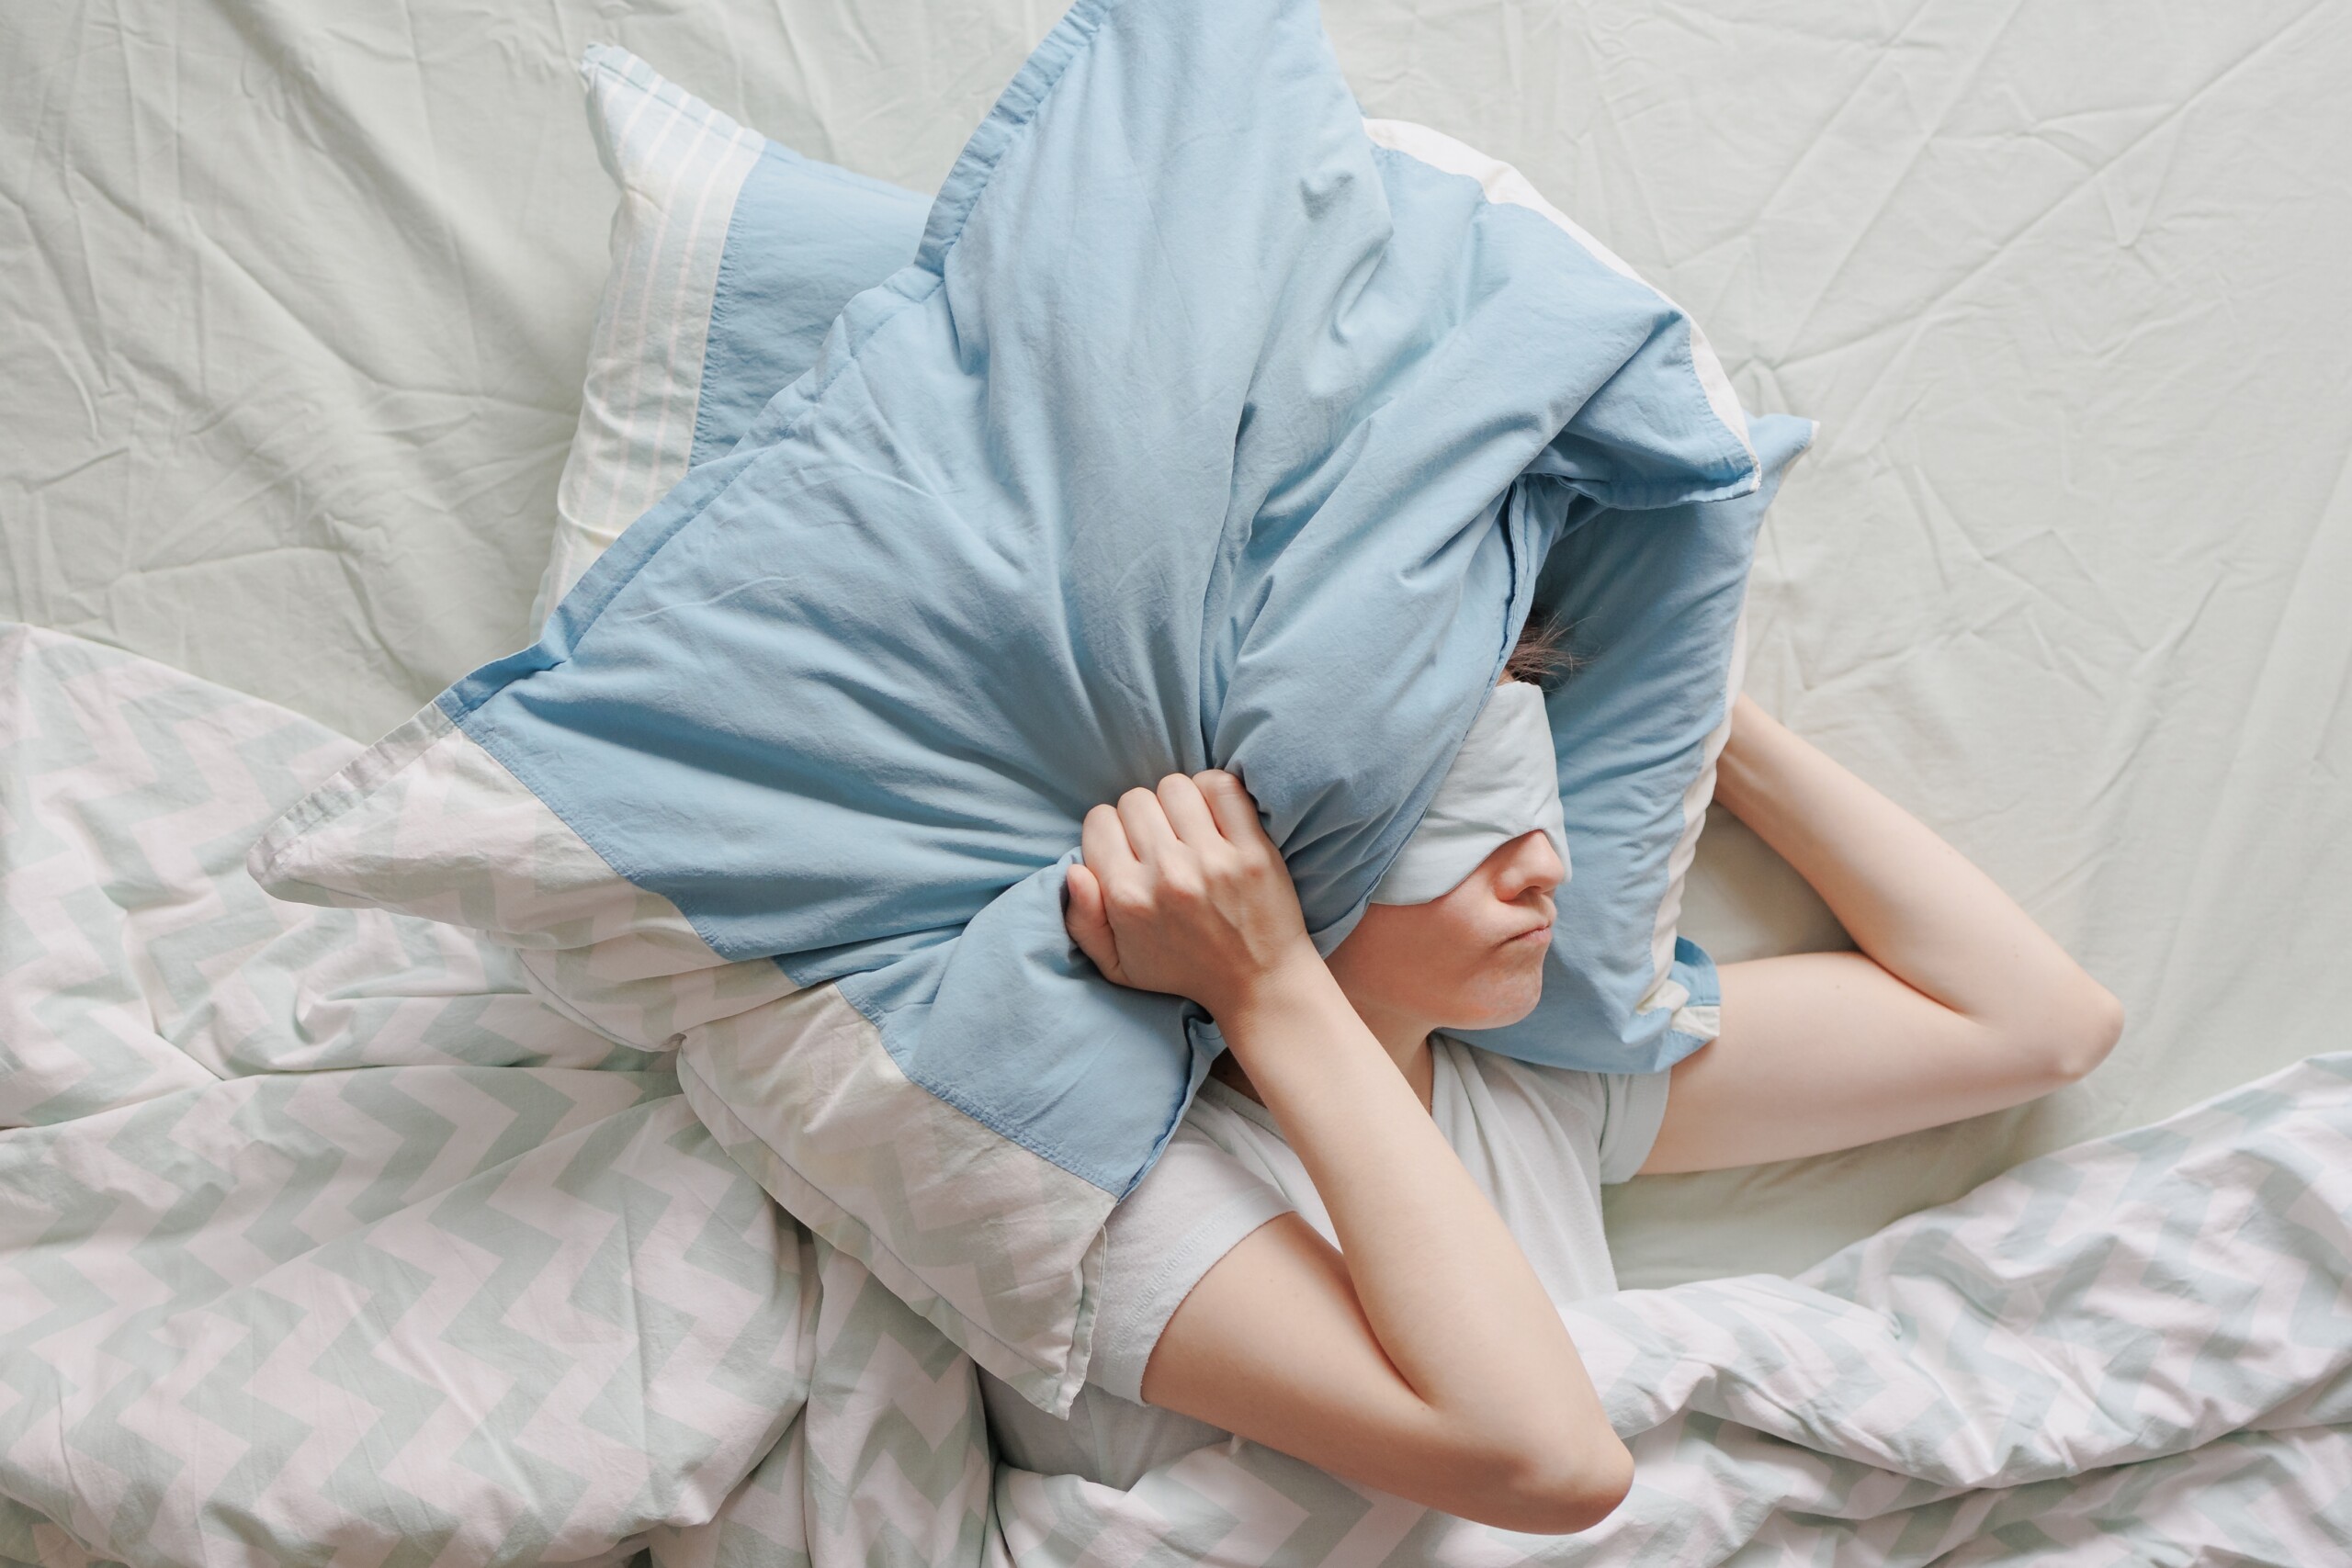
533, 47, 927, 625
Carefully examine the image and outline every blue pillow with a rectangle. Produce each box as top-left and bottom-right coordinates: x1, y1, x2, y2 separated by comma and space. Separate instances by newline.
542, 55, 1804, 1083
262, 9, 1807, 1414
689, 144, 927, 466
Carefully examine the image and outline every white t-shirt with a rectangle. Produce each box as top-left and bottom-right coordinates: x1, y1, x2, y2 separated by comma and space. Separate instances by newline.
982, 1034, 1671, 1486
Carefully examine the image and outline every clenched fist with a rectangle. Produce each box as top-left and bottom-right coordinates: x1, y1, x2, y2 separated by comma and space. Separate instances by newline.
1063, 771, 1319, 1021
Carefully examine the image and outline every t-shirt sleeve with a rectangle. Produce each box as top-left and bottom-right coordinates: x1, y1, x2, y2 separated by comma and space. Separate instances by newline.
1087, 1122, 1295, 1404
1595, 1067, 1672, 1185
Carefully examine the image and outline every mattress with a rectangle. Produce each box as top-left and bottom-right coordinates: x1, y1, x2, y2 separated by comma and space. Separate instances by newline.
5, 0, 2348, 1288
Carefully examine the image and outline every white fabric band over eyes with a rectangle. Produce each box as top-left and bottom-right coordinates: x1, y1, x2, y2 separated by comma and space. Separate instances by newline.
1370, 680, 1571, 905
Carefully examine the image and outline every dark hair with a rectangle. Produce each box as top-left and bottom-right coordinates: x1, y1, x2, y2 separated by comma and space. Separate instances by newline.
1504, 611, 1578, 688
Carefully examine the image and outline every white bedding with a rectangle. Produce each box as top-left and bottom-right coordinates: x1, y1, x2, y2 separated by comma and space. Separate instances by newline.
4, 0, 2348, 1287
7, 621, 2347, 1564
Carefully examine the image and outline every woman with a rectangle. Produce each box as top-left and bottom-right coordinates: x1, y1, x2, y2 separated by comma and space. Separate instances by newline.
983, 646, 2123, 1534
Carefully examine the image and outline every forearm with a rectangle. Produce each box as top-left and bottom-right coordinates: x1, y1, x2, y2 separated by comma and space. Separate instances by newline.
1067, 765, 1628, 1526
1712, 698, 2115, 1047
1644, 701, 2124, 1173
1215, 959, 1623, 1486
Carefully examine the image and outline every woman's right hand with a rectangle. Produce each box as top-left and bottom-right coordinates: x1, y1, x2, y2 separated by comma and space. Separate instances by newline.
1063, 770, 1318, 1020
1094, 783, 1634, 1535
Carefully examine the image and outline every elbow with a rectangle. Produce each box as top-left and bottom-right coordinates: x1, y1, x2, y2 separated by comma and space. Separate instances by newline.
1442, 1424, 1634, 1535
2052, 979, 2124, 1084
2023, 976, 2124, 1089
1503, 1435, 1635, 1536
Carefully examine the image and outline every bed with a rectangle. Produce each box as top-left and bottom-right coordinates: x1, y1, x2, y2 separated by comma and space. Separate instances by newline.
10, 0, 2345, 1284
5, 0, 2349, 1560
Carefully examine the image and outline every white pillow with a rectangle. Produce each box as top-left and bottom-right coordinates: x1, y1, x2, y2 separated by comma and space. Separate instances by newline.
534, 47, 765, 627
535, 47, 929, 624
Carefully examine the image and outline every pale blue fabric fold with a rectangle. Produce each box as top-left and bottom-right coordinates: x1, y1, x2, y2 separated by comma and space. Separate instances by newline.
435, 0, 1799, 1196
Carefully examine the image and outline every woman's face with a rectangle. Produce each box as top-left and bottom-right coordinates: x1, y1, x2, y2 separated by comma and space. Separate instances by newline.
1328, 826, 1564, 1036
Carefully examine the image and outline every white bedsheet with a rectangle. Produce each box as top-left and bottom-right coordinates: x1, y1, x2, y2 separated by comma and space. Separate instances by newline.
4, 0, 2347, 1284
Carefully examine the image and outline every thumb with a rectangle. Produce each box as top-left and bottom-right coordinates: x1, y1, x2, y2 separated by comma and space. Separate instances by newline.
1063, 862, 1126, 985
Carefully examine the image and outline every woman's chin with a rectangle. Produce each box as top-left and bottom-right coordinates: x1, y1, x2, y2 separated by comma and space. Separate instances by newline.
1449, 971, 1546, 1032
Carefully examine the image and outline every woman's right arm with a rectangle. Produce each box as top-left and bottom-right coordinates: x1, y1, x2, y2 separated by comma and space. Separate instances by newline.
1065, 772, 1630, 1533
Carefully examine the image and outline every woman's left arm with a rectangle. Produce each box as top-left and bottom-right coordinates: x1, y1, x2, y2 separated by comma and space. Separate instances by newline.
1640, 696, 2125, 1175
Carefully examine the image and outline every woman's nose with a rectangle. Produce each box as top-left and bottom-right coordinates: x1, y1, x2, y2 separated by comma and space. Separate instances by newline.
1498, 828, 1566, 898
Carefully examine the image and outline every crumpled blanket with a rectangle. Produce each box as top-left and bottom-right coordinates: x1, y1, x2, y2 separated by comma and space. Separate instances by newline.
6, 624, 2346, 1565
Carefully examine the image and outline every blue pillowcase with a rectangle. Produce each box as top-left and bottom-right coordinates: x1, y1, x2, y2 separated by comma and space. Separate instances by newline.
663, 92, 1804, 1088
256, 6, 1808, 1406
689, 143, 927, 468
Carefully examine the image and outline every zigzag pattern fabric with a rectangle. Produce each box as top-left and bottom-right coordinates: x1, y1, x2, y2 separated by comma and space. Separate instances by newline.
999, 1058, 2352, 1563
0, 626, 986, 1566
6, 623, 2349, 1563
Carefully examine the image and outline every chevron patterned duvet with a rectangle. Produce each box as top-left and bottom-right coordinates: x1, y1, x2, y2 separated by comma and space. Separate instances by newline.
5, 619, 2347, 1563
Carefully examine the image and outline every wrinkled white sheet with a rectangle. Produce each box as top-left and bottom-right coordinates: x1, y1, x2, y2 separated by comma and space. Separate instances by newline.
4, 0, 2348, 1283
